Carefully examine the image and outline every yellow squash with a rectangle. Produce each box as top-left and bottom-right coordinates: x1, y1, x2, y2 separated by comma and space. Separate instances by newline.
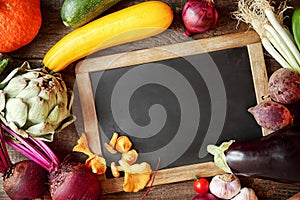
43, 1, 174, 72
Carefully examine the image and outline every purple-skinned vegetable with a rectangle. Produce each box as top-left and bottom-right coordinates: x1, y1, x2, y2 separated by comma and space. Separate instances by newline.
207, 124, 300, 183
0, 126, 48, 200
193, 193, 219, 200
182, 0, 218, 36
3, 160, 48, 200
0, 122, 102, 200
49, 162, 101, 200
248, 101, 294, 131
268, 68, 300, 104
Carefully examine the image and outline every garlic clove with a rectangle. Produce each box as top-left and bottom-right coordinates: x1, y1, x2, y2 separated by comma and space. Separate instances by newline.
231, 187, 258, 200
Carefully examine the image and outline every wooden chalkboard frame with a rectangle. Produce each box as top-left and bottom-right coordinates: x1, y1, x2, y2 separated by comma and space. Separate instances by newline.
75, 31, 268, 194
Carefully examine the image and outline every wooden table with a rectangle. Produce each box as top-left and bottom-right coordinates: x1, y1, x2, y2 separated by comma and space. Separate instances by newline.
1, 0, 300, 199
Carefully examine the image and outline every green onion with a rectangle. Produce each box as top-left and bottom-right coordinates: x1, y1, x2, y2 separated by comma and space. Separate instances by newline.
232, 0, 300, 74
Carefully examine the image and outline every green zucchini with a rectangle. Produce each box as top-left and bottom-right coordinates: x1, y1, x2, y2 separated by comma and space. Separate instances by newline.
61, 0, 122, 28
292, 7, 300, 50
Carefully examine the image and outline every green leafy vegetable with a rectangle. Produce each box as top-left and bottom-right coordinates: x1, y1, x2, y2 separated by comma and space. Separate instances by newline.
0, 61, 75, 141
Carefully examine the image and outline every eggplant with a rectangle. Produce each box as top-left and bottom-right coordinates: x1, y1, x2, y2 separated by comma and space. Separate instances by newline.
207, 124, 300, 183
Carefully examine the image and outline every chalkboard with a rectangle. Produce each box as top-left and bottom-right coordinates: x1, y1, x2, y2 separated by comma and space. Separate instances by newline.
75, 31, 268, 194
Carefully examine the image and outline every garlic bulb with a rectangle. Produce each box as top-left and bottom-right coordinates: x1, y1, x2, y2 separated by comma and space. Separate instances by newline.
209, 173, 241, 199
231, 187, 258, 200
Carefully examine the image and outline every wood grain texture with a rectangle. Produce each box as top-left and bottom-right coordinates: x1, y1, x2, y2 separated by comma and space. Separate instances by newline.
247, 43, 272, 136
0, 0, 300, 199
76, 73, 102, 155
76, 31, 261, 73
101, 162, 225, 194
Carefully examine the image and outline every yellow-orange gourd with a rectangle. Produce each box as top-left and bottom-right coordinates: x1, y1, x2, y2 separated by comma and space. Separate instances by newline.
43, 1, 174, 72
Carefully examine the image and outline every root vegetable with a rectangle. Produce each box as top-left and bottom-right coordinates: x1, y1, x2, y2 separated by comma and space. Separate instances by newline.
1, 122, 103, 200
3, 160, 48, 200
0, 127, 48, 200
49, 162, 102, 200
268, 68, 300, 104
248, 101, 293, 131
192, 193, 218, 200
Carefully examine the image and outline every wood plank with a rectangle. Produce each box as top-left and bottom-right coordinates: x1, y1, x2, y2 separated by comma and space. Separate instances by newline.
247, 43, 271, 136
101, 162, 224, 194
247, 43, 268, 104
76, 73, 102, 155
76, 31, 260, 73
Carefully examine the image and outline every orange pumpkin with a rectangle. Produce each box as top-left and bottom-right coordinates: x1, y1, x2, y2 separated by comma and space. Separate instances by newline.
0, 0, 42, 52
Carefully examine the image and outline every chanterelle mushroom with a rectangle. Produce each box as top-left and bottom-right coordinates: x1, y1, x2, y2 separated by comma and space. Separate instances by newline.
73, 133, 107, 175
116, 136, 132, 153
122, 149, 138, 165
119, 160, 152, 192
104, 132, 118, 154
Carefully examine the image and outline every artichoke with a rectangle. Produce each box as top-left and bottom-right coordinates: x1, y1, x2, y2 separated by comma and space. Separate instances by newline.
0, 62, 75, 141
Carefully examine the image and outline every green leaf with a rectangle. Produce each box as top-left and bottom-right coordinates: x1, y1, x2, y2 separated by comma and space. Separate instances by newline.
0, 58, 9, 74
207, 140, 235, 173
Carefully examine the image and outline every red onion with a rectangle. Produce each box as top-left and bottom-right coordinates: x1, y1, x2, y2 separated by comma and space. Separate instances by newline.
192, 193, 219, 200
182, 0, 218, 36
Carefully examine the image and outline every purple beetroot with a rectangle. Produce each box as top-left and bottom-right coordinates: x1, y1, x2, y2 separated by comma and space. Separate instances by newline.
268, 68, 300, 104
248, 101, 293, 131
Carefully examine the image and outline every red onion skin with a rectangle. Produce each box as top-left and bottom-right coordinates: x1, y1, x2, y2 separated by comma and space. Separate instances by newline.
3, 160, 48, 200
182, 0, 218, 36
193, 193, 219, 200
49, 163, 101, 200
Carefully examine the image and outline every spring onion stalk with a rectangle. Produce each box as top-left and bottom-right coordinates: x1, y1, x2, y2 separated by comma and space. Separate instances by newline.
261, 38, 291, 69
265, 24, 299, 70
264, 8, 300, 66
266, 32, 291, 69
0, 122, 59, 171
232, 0, 300, 74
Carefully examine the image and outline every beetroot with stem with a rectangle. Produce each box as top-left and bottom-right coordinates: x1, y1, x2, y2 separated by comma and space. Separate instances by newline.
0, 127, 48, 200
0, 122, 102, 200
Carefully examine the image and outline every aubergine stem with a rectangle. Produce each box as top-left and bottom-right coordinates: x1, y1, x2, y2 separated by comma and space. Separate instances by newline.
207, 140, 234, 173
